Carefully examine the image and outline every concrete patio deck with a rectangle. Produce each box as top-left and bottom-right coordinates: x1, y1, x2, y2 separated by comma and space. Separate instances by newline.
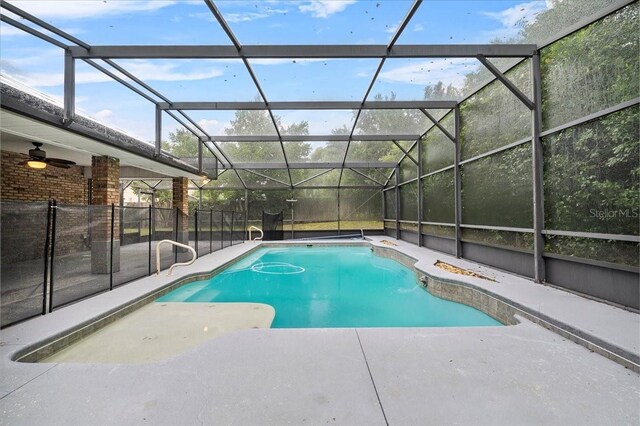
1, 238, 638, 425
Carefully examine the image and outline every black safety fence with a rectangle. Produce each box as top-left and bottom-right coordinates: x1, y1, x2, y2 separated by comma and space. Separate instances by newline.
0, 200, 50, 328
0, 200, 246, 329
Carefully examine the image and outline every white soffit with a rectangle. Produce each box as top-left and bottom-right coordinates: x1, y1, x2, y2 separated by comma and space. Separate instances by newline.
0, 109, 201, 180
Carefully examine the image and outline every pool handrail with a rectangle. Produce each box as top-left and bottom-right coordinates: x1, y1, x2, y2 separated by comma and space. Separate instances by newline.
156, 239, 197, 276
249, 226, 263, 241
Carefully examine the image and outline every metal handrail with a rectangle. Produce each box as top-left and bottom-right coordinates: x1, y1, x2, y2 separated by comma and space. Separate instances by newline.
248, 225, 263, 241
156, 239, 197, 276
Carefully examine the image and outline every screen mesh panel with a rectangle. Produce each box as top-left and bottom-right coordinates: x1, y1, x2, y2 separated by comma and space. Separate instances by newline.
461, 144, 532, 228
0, 201, 48, 327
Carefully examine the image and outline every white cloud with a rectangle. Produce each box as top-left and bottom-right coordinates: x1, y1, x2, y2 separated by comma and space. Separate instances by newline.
93, 109, 113, 120
385, 23, 399, 34
3, 48, 62, 66
227, 8, 288, 23
3, 59, 224, 88
225, 12, 271, 23
298, 0, 356, 18
0, 23, 29, 37
413, 23, 424, 32
190, 7, 288, 24
5, 69, 111, 87
378, 58, 476, 87
117, 60, 223, 82
197, 119, 229, 135
11, 0, 177, 20
482, 1, 548, 40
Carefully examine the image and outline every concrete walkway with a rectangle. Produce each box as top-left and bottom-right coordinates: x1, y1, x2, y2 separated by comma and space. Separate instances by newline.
1, 239, 638, 425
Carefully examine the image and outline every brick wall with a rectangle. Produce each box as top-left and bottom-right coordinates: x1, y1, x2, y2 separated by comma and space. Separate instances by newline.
1, 150, 90, 263
1, 150, 88, 204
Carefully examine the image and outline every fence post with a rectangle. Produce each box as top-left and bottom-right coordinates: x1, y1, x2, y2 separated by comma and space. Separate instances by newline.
417, 135, 423, 247
174, 207, 179, 264
210, 208, 213, 253
221, 210, 225, 248
48, 200, 58, 313
194, 209, 199, 258
148, 205, 152, 276
110, 203, 115, 290
395, 169, 400, 239
231, 211, 235, 246
42, 200, 52, 315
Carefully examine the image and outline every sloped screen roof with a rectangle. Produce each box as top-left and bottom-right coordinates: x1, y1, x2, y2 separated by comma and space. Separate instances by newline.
0, 0, 624, 188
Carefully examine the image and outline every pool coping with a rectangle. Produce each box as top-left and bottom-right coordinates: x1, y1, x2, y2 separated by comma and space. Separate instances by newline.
1, 239, 638, 373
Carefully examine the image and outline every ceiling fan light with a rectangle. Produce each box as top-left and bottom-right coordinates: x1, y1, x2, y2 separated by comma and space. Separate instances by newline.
27, 160, 47, 169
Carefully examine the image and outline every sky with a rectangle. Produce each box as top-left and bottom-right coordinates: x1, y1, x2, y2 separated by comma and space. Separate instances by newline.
0, 0, 555, 142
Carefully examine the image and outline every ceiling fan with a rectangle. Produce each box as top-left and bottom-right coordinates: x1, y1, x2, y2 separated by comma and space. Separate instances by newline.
21, 142, 77, 169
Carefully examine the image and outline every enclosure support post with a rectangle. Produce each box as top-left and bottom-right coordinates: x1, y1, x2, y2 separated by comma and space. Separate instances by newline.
395, 169, 400, 239
110, 203, 115, 290
381, 189, 386, 232
244, 189, 248, 241
210, 208, 214, 253
454, 104, 462, 258
42, 200, 52, 315
63, 51, 74, 124
221, 210, 225, 248
532, 52, 546, 283
48, 200, 57, 313
174, 207, 179, 263
119, 183, 125, 242
155, 106, 162, 157
337, 189, 341, 236
231, 210, 235, 246
148, 205, 152, 276
198, 139, 203, 174
417, 135, 423, 247
194, 209, 199, 258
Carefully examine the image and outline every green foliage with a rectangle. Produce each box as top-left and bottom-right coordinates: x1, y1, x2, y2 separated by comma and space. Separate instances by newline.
543, 108, 639, 260
459, 60, 531, 160
540, 3, 639, 129
162, 128, 199, 158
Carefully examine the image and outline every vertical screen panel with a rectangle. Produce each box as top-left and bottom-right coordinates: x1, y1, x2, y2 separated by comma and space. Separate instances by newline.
399, 146, 418, 183
339, 189, 383, 230
292, 189, 338, 231
399, 182, 418, 222
461, 144, 533, 228
423, 170, 454, 224
384, 189, 396, 220
544, 107, 639, 235
0, 201, 48, 327
422, 113, 455, 174
541, 4, 639, 130
51, 205, 111, 309
116, 206, 151, 286
460, 60, 531, 160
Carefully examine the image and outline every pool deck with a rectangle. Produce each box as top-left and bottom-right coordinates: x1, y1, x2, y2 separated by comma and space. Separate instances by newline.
1, 238, 638, 425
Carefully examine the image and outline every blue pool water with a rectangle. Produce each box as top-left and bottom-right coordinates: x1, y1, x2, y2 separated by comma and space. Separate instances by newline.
158, 246, 502, 328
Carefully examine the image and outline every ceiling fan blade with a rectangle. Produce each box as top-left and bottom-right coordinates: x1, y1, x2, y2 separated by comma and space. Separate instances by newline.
48, 162, 71, 169
46, 157, 76, 165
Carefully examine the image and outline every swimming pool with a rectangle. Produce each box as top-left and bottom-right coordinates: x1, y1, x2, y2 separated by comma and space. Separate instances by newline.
158, 245, 502, 328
